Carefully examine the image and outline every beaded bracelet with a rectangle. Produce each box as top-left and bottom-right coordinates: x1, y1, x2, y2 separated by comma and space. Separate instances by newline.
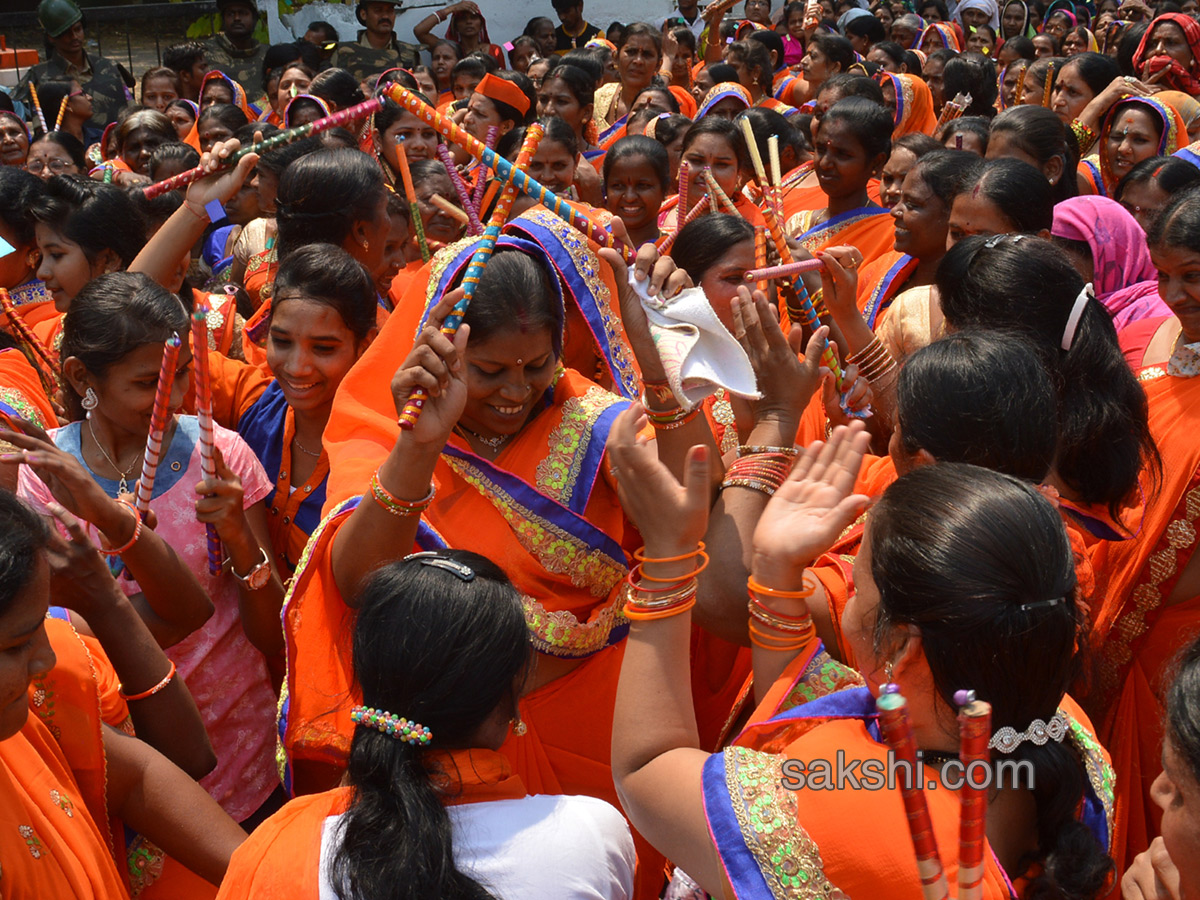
369, 472, 435, 518
738, 445, 798, 458
119, 660, 177, 702
98, 498, 143, 557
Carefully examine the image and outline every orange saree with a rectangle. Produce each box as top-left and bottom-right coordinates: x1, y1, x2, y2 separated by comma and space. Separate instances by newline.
788, 206, 896, 269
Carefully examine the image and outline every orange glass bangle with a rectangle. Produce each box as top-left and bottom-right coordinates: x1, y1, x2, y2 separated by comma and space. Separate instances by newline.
748, 620, 810, 651
625, 596, 697, 620
635, 552, 710, 583
634, 542, 705, 564
748, 574, 815, 600
119, 660, 177, 701
98, 497, 142, 557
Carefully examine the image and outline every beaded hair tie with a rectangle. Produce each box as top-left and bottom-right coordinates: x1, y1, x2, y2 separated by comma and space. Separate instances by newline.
350, 706, 433, 745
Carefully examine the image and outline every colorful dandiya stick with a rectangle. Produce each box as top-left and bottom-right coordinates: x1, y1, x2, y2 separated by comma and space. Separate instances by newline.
955, 690, 992, 900
678, 159, 692, 223
397, 123, 546, 430
655, 195, 710, 253
470, 125, 498, 213
876, 689, 951, 900
430, 192, 471, 225
29, 82, 48, 134
103, 164, 114, 183
396, 139, 431, 263
189, 307, 225, 574
0, 289, 58, 397
702, 168, 740, 217
934, 92, 972, 131
1014, 65, 1028, 106
1042, 62, 1055, 108
53, 96, 69, 133
436, 144, 483, 235
383, 85, 636, 264
743, 258, 826, 282
134, 333, 182, 516
754, 228, 767, 294
142, 96, 384, 199
767, 134, 785, 222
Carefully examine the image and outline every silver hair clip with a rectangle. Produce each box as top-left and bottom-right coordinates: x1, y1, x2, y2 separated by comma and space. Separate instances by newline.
988, 712, 1069, 753
983, 233, 1026, 249
1019, 596, 1065, 613
403, 551, 475, 582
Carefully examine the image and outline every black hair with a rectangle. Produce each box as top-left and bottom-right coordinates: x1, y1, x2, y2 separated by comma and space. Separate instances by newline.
451, 56, 489, 83
0, 491, 50, 618
197, 102, 249, 135
0, 168, 46, 248
1149, 184, 1200, 253
956, 157, 1055, 233
681, 116, 749, 170
31, 78, 77, 138
165, 97, 198, 127
147, 141, 200, 181
739, 107, 805, 167
705, 63, 740, 86
810, 32, 856, 71
1060, 51, 1119, 97
466, 50, 500, 74
162, 40, 207, 75
276, 149, 385, 256
128, 185, 183, 233
818, 72, 886, 105
330, 550, 528, 900
272, 243, 377, 342
1005, 34, 1037, 59
31, 176, 145, 267
845, 14, 887, 43
647, 113, 691, 148
671, 26, 697, 55
942, 53, 999, 117
524, 15, 554, 36
59, 272, 188, 420
497, 116, 579, 160
508, 35, 540, 68
820, 96, 894, 160
989, 104, 1079, 203
1117, 156, 1200, 206
379, 68, 419, 91
1035, 31, 1062, 53
869, 463, 1112, 900
559, 49, 605, 85
457, 249, 562, 354
898, 331, 1057, 479
310, 67, 366, 110
1117, 21, 1149, 76
1023, 55, 1062, 103
372, 93, 432, 133
256, 135, 323, 177
619, 22, 664, 58
918, 0, 950, 19
872, 40, 907, 67
540, 63, 596, 110
1166, 633, 1200, 786
902, 50, 925, 76
482, 71, 537, 126
926, 46, 960, 67
603, 134, 670, 189
893, 131, 944, 159
935, 115, 990, 152
673, 213, 756, 283
29, 131, 87, 173
631, 84, 679, 114
938, 234, 1158, 513
305, 20, 338, 42
744, 31, 784, 83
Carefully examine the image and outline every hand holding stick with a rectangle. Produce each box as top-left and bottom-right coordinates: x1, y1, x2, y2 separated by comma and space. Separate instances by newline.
189, 308, 225, 574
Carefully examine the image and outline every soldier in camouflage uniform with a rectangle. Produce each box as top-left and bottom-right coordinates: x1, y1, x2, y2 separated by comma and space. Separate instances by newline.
14, 0, 132, 144
203, 0, 269, 101
331, 0, 423, 84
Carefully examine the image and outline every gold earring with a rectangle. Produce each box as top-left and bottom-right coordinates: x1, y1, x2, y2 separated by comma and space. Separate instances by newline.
361, 238, 369, 251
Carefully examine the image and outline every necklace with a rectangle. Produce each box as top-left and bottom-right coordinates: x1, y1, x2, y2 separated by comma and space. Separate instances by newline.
455, 425, 510, 452
87, 418, 140, 495
292, 435, 322, 458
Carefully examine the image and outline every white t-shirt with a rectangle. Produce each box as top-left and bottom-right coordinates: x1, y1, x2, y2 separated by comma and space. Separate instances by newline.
317, 794, 636, 900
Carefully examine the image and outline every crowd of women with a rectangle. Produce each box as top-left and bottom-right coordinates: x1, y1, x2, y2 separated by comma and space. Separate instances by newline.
3, 0, 1200, 896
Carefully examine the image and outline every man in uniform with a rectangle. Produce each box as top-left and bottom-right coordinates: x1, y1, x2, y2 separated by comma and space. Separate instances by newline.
204, 0, 268, 100
331, 0, 422, 83
15, 0, 131, 142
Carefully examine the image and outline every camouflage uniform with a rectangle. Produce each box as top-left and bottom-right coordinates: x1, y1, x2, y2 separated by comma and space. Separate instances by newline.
14, 50, 131, 136
331, 31, 422, 83
203, 32, 268, 99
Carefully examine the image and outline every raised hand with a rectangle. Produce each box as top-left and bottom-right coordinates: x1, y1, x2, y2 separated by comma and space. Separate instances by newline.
731, 287, 824, 427
43, 501, 126, 625
751, 421, 871, 590
390, 287, 470, 447
184, 137, 259, 210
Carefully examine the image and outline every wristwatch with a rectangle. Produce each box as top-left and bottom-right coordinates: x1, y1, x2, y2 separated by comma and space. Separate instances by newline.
231, 547, 272, 591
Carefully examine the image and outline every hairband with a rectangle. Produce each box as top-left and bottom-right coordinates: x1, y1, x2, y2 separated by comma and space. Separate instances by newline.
351, 706, 433, 744
1061, 282, 1093, 351
476, 71, 531, 117
643, 112, 670, 140
403, 550, 476, 582
988, 711, 1068, 753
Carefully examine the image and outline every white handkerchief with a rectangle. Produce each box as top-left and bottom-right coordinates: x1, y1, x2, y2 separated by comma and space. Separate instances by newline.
630, 269, 760, 409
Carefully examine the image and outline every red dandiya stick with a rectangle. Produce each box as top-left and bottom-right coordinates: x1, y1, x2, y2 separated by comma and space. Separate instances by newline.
142, 96, 384, 199
396, 140, 431, 263
754, 227, 767, 294
743, 258, 825, 281
678, 159, 691, 223
877, 689, 951, 900
384, 84, 636, 264
934, 92, 971, 131
189, 307, 225, 575
436, 143, 483, 235
398, 123, 546, 429
0, 289, 58, 397
955, 690, 992, 900
703, 168, 741, 217
656, 195, 711, 253
134, 333, 182, 516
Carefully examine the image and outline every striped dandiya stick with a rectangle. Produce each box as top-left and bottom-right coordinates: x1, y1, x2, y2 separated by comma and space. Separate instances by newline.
877, 690, 951, 900
678, 159, 692, 224
767, 135, 785, 223
53, 96, 69, 133
655, 195, 710, 253
1014, 65, 1028, 106
134, 333, 182, 516
396, 140, 431, 263
743, 258, 825, 282
384, 84, 636, 264
436, 144, 483, 235
470, 125, 499, 213
754, 227, 767, 294
0, 289, 58, 398
29, 83, 48, 134
935, 92, 972, 131
702, 168, 740, 217
189, 307, 225, 574
397, 122, 546, 430
955, 690, 992, 900
1042, 62, 1055, 107
142, 96, 384, 199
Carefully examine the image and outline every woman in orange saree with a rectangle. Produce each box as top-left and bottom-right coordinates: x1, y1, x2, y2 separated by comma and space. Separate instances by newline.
1089, 188, 1200, 873
607, 419, 1116, 900
879, 72, 938, 139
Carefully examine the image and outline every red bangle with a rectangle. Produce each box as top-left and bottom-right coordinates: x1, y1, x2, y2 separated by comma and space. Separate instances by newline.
119, 660, 176, 702
97, 498, 142, 557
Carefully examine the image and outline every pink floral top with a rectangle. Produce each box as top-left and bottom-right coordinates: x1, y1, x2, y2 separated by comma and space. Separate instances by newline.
18, 416, 278, 822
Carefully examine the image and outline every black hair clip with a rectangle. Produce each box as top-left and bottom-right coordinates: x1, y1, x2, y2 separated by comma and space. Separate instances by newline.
404, 551, 475, 582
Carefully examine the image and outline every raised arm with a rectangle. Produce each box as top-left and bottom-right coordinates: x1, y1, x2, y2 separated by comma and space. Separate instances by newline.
413, 1, 477, 47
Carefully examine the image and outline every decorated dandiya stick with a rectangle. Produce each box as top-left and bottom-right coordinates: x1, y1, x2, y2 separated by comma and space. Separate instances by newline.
1014, 65, 1028, 106
743, 258, 825, 281
955, 690, 992, 900
189, 307, 225, 574
655, 195, 710, 253
103, 164, 114, 184
384, 85, 636, 264
53, 96, 69, 133
29, 82, 48, 134
1042, 61, 1055, 108
678, 159, 692, 223
470, 125, 499, 212
436, 144, 483, 235
934, 92, 972, 131
754, 228, 767, 294
703, 168, 740, 217
397, 122, 546, 430
396, 139, 431, 263
767, 134, 785, 222
134, 333, 182, 516
430, 192, 471, 225
877, 689, 951, 900
142, 96, 384, 199
739, 117, 771, 195
0, 289, 58, 397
